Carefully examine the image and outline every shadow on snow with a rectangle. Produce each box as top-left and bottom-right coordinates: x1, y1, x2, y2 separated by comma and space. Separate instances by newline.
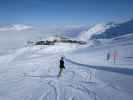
65, 58, 133, 76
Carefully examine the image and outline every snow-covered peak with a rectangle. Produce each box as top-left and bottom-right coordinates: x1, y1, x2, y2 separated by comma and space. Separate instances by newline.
78, 23, 115, 41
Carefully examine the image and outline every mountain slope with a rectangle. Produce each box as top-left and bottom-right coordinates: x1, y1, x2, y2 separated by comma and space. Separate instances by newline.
91, 19, 133, 39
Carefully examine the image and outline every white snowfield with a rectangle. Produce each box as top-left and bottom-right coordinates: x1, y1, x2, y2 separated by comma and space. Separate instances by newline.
0, 34, 133, 100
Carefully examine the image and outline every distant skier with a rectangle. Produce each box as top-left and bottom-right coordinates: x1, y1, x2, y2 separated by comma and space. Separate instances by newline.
106, 52, 110, 61
112, 50, 118, 64
58, 57, 65, 77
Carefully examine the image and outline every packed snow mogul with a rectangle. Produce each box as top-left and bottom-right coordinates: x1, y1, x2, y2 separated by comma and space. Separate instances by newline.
58, 57, 65, 77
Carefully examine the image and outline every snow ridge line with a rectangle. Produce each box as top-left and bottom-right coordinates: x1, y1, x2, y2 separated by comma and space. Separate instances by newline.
64, 57, 133, 76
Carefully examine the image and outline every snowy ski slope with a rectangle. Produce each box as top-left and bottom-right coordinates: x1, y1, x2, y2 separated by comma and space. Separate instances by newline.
0, 34, 133, 100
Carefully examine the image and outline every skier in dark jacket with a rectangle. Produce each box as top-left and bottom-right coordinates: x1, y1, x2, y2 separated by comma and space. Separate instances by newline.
58, 57, 65, 77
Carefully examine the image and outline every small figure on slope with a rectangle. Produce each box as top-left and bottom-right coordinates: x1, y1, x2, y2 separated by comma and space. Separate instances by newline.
58, 57, 65, 77
106, 52, 110, 61
112, 50, 118, 64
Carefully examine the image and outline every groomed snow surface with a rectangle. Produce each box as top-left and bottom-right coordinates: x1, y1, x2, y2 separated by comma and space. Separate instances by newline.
0, 36, 133, 100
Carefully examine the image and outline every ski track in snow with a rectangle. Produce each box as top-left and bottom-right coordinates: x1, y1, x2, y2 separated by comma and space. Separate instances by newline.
24, 72, 98, 100
23, 61, 99, 100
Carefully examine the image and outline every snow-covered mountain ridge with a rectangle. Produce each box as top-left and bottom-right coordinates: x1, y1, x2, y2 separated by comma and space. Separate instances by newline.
90, 19, 133, 39
79, 22, 116, 41
77, 19, 133, 42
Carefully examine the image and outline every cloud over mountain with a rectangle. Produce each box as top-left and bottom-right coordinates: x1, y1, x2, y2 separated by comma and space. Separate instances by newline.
78, 23, 115, 41
0, 24, 32, 32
